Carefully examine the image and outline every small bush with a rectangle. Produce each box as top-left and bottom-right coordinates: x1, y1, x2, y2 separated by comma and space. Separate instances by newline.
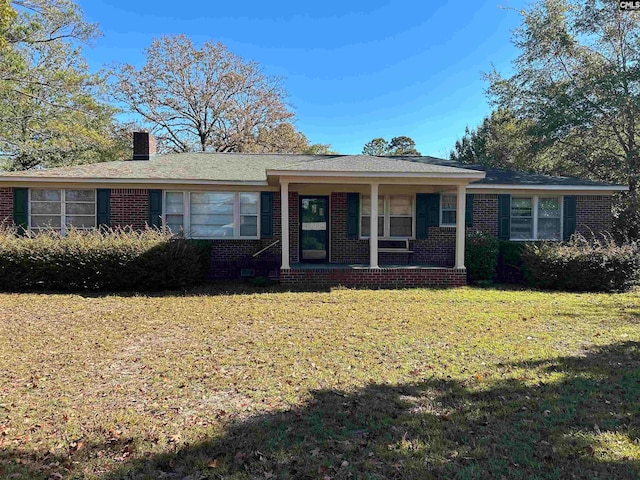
521, 234, 640, 292
497, 241, 527, 284
0, 227, 210, 291
465, 232, 499, 284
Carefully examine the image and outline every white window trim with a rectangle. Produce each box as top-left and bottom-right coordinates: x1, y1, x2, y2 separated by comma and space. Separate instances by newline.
510, 195, 563, 241
359, 194, 415, 240
439, 193, 457, 227
28, 188, 97, 235
162, 191, 260, 240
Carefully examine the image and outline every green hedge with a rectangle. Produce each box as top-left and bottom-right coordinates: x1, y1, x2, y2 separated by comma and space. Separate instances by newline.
465, 232, 499, 284
497, 241, 526, 284
0, 227, 210, 291
521, 235, 640, 292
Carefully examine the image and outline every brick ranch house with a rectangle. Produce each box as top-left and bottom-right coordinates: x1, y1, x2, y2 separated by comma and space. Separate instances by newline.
0, 133, 628, 287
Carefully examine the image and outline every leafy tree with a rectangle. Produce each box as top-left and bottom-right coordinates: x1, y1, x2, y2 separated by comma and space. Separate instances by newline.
362, 136, 420, 156
304, 143, 337, 154
388, 136, 421, 156
0, 1, 16, 49
451, 109, 550, 171
362, 137, 390, 156
486, 0, 640, 192
112, 34, 297, 153
239, 122, 309, 153
0, 0, 127, 170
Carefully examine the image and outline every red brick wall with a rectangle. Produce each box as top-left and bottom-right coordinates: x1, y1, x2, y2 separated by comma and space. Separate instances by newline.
208, 192, 283, 279
470, 194, 499, 236
0, 187, 12, 225
576, 195, 613, 237
280, 267, 467, 288
330, 192, 368, 264
110, 189, 149, 229
465, 193, 613, 238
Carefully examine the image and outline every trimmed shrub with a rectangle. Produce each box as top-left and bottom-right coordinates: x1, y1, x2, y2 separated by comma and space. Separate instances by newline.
465, 232, 499, 284
521, 234, 640, 292
0, 227, 210, 291
497, 241, 526, 284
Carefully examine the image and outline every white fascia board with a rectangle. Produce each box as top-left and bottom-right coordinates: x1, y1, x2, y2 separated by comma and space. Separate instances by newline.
467, 184, 628, 192
0, 177, 269, 186
266, 169, 487, 179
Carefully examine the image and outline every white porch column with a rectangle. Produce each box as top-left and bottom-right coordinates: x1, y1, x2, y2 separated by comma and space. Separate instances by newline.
370, 182, 379, 268
280, 180, 290, 269
455, 184, 467, 269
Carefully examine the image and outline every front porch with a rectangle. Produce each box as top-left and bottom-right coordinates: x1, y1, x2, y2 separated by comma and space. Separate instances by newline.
261, 158, 486, 287
278, 181, 471, 271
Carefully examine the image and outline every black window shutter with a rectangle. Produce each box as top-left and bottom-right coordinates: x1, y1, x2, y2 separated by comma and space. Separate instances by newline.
260, 192, 273, 238
346, 193, 359, 239
416, 193, 439, 238
96, 189, 110, 228
426, 193, 440, 227
13, 187, 28, 235
465, 193, 474, 228
148, 189, 162, 228
498, 194, 511, 240
563, 195, 577, 240
416, 193, 428, 239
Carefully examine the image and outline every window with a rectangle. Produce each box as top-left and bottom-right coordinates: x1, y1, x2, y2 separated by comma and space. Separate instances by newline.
163, 191, 259, 239
511, 197, 533, 240
440, 194, 457, 226
30, 189, 96, 233
511, 196, 562, 240
389, 195, 412, 236
240, 193, 259, 237
165, 192, 185, 234
361, 195, 384, 237
361, 194, 414, 238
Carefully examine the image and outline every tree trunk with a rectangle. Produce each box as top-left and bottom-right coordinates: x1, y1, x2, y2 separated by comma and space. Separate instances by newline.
627, 150, 639, 194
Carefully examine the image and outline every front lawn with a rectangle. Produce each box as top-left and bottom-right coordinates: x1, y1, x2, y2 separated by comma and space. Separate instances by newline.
0, 286, 639, 479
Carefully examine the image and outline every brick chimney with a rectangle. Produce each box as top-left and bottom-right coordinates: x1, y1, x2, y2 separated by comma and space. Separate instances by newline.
132, 132, 156, 160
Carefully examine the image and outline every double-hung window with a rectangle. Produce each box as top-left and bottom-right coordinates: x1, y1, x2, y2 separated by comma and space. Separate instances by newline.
361, 194, 414, 238
163, 191, 259, 239
511, 196, 562, 240
361, 195, 385, 237
440, 193, 457, 226
30, 189, 96, 233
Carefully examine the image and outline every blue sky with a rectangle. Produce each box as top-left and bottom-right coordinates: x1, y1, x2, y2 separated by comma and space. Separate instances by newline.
76, 0, 526, 157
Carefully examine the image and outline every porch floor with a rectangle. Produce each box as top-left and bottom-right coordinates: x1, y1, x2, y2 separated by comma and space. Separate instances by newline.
290, 263, 445, 270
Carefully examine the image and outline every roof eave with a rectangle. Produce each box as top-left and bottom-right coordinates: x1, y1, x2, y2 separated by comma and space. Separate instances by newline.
0, 177, 269, 186
266, 169, 487, 179
467, 184, 629, 192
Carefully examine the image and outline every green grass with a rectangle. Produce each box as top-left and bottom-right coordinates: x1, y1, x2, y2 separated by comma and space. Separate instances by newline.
0, 285, 639, 479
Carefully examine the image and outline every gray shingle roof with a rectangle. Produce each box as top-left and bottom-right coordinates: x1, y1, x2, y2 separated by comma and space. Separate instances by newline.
407, 156, 625, 187
270, 155, 476, 174
0, 152, 626, 188
0, 153, 316, 182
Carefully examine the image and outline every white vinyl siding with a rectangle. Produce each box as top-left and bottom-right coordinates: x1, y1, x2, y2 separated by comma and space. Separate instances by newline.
30, 189, 96, 233
163, 191, 259, 239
